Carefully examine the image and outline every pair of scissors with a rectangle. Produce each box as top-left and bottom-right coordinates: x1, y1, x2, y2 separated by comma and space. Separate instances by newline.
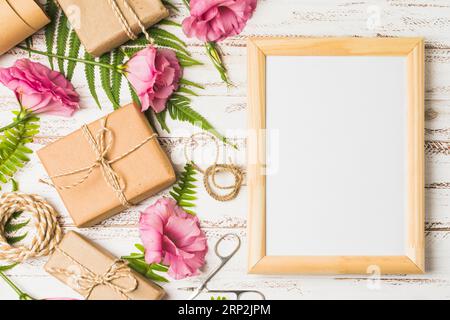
188, 234, 266, 300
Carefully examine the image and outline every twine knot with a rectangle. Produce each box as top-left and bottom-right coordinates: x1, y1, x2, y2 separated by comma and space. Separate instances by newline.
43, 116, 158, 208
76, 260, 138, 299
50, 249, 138, 300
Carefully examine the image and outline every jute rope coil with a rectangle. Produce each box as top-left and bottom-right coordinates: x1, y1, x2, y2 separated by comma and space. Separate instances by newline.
47, 248, 137, 300
41, 116, 158, 208
184, 133, 244, 202
0, 193, 62, 263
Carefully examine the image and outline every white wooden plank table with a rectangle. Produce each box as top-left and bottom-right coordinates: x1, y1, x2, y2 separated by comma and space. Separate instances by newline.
1, 0, 450, 300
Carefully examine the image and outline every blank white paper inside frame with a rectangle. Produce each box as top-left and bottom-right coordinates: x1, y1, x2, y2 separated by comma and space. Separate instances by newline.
265, 56, 408, 256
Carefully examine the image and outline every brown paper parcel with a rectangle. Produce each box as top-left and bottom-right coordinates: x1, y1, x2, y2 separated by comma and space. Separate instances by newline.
0, 0, 50, 55
45, 231, 165, 300
37, 103, 176, 227
56, 0, 169, 56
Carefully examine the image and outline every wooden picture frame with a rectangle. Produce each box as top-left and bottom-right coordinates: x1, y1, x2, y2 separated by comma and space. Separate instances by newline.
247, 37, 425, 275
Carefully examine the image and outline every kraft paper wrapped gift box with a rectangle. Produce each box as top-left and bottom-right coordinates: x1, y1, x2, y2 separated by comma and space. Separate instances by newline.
0, 0, 50, 55
45, 231, 165, 300
37, 103, 176, 227
56, 0, 169, 56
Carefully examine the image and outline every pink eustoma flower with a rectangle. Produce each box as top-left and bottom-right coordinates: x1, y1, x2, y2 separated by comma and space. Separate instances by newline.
139, 198, 208, 280
0, 59, 79, 117
125, 46, 182, 113
182, 0, 257, 42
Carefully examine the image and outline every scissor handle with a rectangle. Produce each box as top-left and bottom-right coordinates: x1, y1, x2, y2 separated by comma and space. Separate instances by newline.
215, 233, 241, 260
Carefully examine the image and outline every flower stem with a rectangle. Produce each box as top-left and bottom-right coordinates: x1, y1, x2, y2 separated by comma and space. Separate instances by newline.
0, 271, 35, 300
16, 46, 124, 72
0, 111, 33, 133
205, 42, 232, 87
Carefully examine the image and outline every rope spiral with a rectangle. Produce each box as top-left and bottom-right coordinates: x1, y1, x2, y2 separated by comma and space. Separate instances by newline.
184, 133, 244, 202
0, 193, 62, 263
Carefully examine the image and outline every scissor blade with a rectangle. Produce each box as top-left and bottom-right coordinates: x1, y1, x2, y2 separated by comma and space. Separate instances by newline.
189, 287, 203, 300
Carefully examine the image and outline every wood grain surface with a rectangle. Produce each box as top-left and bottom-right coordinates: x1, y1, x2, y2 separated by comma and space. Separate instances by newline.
1, 0, 450, 300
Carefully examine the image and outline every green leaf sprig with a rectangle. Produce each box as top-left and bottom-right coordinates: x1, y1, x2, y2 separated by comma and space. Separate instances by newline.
170, 162, 198, 215
0, 110, 40, 190
121, 244, 169, 283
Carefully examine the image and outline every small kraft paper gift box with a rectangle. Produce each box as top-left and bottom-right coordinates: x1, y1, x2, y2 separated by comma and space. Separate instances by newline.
56, 0, 169, 56
45, 231, 165, 300
38, 103, 176, 227
0, 0, 50, 55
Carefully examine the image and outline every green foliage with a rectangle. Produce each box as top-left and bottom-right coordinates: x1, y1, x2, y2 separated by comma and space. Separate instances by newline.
44, 0, 59, 69
66, 31, 82, 81
41, 5, 229, 147
99, 53, 121, 110
157, 91, 233, 147
44, 6, 201, 108
122, 244, 169, 283
170, 163, 198, 215
84, 52, 102, 109
211, 296, 227, 300
56, 13, 70, 75
0, 112, 40, 190
162, 0, 179, 12
0, 264, 18, 272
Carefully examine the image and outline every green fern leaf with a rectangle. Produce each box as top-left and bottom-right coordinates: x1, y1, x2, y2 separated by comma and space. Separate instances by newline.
0, 264, 18, 272
6, 233, 28, 245
84, 52, 102, 109
99, 53, 120, 109
176, 53, 203, 67
0, 112, 40, 190
155, 109, 170, 133
4, 219, 30, 234
56, 13, 70, 75
177, 86, 198, 96
159, 19, 181, 27
122, 247, 169, 282
128, 82, 141, 109
151, 27, 186, 46
111, 50, 125, 105
170, 163, 198, 215
5, 209, 30, 245
161, 1, 179, 12
167, 93, 232, 147
66, 30, 82, 81
180, 78, 204, 89
44, 1, 59, 68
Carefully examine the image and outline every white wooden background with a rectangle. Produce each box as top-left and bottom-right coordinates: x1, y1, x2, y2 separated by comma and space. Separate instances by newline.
1, 0, 450, 300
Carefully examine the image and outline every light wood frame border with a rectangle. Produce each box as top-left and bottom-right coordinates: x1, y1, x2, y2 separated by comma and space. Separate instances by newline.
247, 37, 425, 275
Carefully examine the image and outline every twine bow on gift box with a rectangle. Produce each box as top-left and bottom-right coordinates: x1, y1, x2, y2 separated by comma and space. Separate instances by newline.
48, 248, 138, 300
41, 117, 158, 208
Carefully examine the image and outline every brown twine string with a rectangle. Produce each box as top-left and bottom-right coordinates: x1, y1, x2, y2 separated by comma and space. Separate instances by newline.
41, 116, 158, 208
0, 193, 62, 263
47, 248, 137, 300
184, 133, 244, 202
107, 0, 155, 44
